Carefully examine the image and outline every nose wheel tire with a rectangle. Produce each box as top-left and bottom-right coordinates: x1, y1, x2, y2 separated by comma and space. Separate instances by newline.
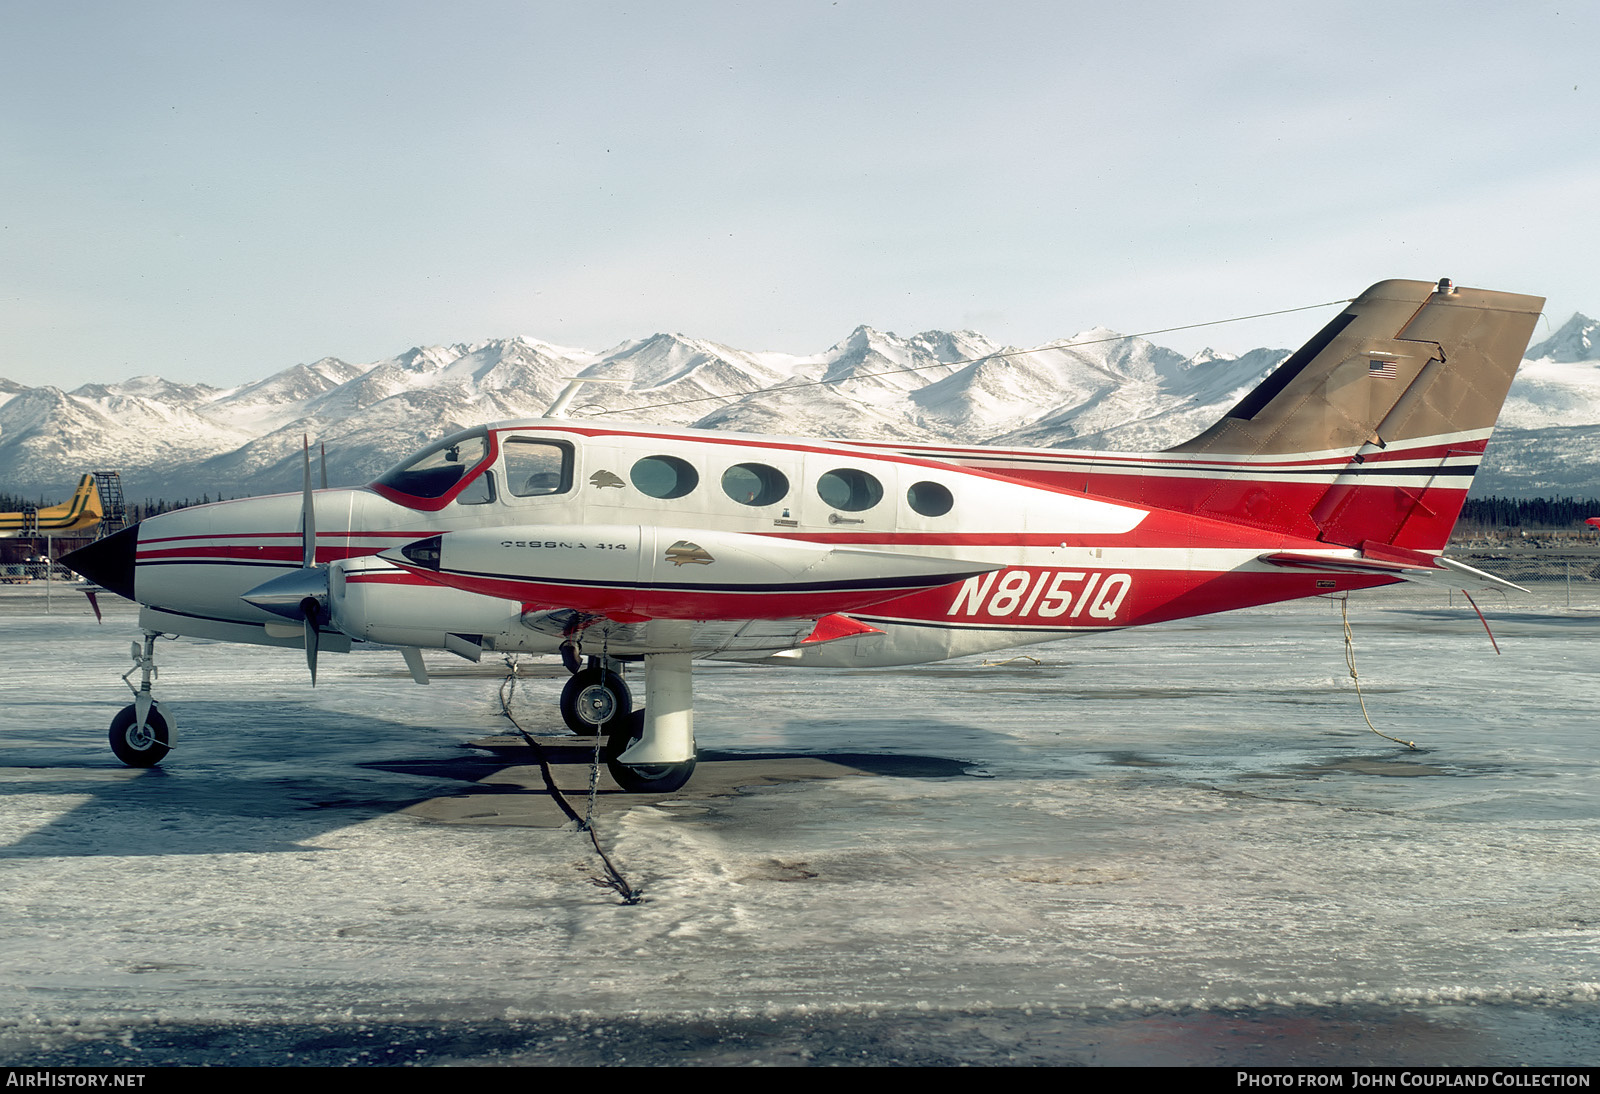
109, 704, 171, 768
559, 667, 632, 735
605, 711, 697, 794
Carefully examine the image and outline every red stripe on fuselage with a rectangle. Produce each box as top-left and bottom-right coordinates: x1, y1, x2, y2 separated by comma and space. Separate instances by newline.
854, 435, 1488, 470
138, 529, 436, 545
137, 545, 388, 564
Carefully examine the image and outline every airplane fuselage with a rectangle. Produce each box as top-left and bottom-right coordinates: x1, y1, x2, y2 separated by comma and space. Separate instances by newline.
108, 419, 1394, 669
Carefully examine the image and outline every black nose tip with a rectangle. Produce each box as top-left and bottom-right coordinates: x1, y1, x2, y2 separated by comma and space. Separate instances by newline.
60, 524, 139, 601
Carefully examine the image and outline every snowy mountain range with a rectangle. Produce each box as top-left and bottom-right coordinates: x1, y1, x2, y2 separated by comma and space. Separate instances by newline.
3, 314, 1598, 502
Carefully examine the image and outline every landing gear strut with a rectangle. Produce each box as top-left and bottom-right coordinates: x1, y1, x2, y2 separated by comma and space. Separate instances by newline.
604, 651, 696, 793
110, 632, 174, 767
557, 641, 698, 793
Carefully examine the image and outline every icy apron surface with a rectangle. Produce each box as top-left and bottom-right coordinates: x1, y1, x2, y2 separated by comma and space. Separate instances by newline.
0, 590, 1595, 1062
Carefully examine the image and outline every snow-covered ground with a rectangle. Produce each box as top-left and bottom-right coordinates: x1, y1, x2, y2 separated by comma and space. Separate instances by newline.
0, 588, 1596, 1065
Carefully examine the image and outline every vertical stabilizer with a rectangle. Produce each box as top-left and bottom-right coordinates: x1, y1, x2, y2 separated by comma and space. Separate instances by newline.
1167, 279, 1544, 551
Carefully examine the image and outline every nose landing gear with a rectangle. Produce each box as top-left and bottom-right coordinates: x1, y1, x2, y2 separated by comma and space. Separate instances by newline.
109, 632, 174, 767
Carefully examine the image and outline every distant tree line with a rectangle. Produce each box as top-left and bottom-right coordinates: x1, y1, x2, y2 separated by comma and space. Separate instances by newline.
1456, 496, 1600, 531
125, 497, 214, 523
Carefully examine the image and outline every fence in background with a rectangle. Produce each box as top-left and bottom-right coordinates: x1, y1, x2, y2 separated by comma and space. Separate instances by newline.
1355, 551, 1600, 610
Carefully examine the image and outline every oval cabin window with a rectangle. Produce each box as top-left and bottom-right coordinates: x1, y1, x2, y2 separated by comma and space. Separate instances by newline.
721, 463, 789, 507
631, 455, 699, 499
906, 480, 954, 517
817, 468, 883, 512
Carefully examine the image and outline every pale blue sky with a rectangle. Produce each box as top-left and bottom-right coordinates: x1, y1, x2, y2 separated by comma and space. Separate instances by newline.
3, 1, 1594, 388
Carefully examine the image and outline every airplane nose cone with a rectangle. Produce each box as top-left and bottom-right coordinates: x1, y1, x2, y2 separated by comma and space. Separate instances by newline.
60, 524, 139, 601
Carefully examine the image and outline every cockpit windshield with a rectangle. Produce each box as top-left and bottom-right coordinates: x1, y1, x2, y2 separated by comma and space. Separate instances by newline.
373, 431, 491, 501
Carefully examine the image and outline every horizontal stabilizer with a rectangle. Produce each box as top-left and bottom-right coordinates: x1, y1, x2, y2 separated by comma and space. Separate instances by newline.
1259, 551, 1527, 593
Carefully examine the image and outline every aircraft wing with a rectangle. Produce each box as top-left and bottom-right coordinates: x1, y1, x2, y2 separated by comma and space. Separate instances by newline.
518, 607, 883, 657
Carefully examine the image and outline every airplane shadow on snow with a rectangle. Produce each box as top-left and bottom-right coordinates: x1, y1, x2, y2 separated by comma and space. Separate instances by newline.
0, 700, 980, 859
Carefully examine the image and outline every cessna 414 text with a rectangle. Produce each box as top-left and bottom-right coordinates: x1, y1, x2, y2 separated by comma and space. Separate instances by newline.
63, 278, 1543, 793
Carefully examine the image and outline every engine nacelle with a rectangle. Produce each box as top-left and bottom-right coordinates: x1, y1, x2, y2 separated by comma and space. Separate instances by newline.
328, 557, 528, 653
379, 524, 997, 622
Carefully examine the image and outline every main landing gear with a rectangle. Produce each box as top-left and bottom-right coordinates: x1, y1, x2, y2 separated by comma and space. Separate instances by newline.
97, 629, 697, 789
558, 642, 697, 794
109, 632, 173, 767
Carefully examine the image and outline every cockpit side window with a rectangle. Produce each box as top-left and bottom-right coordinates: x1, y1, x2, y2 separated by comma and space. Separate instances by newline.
373, 432, 491, 501
456, 469, 496, 505
504, 438, 574, 497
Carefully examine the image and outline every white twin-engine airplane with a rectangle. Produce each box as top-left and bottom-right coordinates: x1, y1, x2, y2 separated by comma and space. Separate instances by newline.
63, 278, 1544, 793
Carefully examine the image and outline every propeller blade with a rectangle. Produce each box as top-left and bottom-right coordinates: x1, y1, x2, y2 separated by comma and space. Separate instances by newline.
296, 437, 323, 685
301, 435, 316, 570
320, 442, 328, 491
301, 594, 322, 686
303, 612, 319, 686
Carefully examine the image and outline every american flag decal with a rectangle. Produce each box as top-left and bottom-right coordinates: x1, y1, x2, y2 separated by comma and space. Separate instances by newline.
1368, 358, 1399, 378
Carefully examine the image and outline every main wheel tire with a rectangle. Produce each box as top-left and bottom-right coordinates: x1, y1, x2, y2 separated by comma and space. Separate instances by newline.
109, 704, 171, 768
559, 667, 632, 735
605, 710, 697, 794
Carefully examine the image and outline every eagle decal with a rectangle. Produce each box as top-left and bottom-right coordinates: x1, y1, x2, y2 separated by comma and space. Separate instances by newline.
664, 541, 715, 566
